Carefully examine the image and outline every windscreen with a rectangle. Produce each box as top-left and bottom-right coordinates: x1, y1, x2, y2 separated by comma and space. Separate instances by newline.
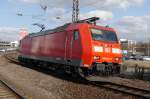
91, 28, 118, 42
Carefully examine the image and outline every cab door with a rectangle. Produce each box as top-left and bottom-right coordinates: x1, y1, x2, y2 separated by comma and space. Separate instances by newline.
65, 30, 81, 64
65, 30, 73, 62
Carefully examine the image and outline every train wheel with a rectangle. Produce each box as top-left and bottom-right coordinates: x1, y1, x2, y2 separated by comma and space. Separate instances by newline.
77, 67, 93, 78
78, 68, 86, 78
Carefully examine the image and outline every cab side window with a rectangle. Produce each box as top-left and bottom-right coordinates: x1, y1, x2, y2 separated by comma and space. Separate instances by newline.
73, 30, 79, 40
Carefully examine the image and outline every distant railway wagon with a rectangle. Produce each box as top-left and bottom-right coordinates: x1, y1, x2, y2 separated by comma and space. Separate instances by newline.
18, 17, 122, 77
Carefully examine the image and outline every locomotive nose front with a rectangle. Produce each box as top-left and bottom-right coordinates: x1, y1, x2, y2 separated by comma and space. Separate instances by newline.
91, 28, 122, 64
92, 42, 122, 64
90, 28, 122, 75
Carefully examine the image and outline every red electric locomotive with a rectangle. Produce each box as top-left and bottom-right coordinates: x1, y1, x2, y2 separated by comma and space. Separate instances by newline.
18, 17, 122, 77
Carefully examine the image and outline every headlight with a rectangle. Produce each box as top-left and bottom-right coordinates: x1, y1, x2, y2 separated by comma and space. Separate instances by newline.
93, 56, 100, 60
112, 48, 121, 54
114, 57, 119, 61
94, 46, 103, 52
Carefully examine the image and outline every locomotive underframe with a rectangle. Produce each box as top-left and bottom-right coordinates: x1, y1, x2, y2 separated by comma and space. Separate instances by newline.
92, 63, 121, 76
18, 55, 121, 77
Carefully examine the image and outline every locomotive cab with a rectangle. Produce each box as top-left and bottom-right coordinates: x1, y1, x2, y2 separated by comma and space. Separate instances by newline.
90, 27, 122, 75
76, 17, 122, 76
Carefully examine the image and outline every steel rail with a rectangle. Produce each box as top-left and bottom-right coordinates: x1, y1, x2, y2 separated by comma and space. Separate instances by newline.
0, 80, 24, 99
90, 81, 150, 99
4, 53, 20, 64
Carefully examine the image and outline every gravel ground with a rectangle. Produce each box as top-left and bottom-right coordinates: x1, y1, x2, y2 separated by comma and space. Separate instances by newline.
0, 54, 147, 99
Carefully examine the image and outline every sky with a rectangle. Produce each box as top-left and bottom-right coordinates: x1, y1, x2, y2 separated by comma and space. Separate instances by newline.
0, 0, 150, 42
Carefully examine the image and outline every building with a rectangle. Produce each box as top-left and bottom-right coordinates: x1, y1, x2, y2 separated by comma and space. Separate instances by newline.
0, 41, 11, 49
120, 39, 150, 56
10, 41, 19, 48
0, 41, 19, 52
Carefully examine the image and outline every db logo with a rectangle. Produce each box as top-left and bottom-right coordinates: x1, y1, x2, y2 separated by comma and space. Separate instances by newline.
105, 47, 111, 53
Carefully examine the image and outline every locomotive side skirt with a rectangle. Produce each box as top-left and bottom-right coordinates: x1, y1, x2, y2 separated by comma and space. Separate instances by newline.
18, 54, 83, 67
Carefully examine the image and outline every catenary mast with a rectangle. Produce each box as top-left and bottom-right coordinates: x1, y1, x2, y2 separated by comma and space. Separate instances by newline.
72, 0, 79, 22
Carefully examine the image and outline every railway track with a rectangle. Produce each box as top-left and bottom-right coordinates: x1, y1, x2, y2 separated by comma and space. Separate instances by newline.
4, 53, 150, 99
91, 81, 150, 99
0, 80, 23, 99
4, 53, 20, 65
86, 76, 150, 99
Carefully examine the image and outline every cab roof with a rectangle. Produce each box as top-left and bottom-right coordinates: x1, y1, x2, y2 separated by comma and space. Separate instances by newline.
25, 17, 116, 38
